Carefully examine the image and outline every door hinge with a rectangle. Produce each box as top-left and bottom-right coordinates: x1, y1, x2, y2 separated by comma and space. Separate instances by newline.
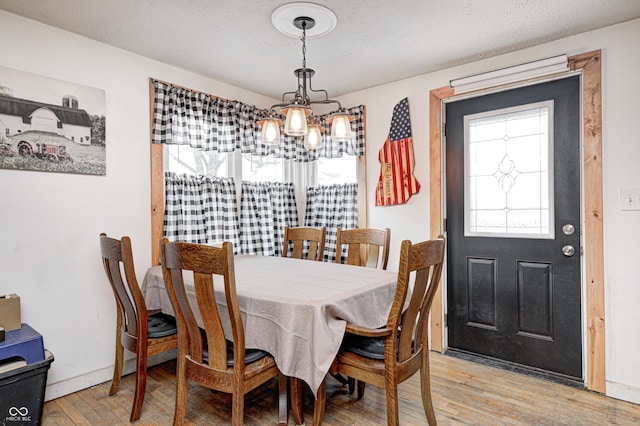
444, 313, 448, 327
443, 218, 447, 232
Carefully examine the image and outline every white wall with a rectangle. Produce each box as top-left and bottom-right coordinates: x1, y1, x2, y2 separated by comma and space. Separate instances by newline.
1, 8, 639, 406
0, 10, 275, 400
337, 18, 640, 404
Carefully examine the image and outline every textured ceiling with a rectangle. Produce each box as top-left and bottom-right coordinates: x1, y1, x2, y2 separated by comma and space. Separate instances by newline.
1, 0, 639, 99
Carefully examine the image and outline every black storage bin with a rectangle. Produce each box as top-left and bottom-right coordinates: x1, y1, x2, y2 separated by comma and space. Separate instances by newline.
0, 351, 54, 426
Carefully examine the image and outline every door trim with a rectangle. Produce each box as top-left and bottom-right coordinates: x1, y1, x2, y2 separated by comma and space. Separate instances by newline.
429, 50, 604, 392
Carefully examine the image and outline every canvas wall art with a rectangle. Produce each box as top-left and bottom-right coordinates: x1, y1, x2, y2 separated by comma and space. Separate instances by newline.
0, 65, 106, 175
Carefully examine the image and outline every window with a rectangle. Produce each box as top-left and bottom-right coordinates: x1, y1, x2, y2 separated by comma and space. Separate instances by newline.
239, 153, 357, 186
165, 144, 228, 178
242, 153, 283, 182
317, 155, 357, 185
166, 147, 357, 186
465, 101, 554, 238
162, 144, 360, 258
165, 143, 357, 186
150, 79, 365, 261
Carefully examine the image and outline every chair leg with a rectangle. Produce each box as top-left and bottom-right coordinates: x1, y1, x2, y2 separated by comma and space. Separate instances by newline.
130, 347, 148, 422
109, 323, 123, 396
173, 358, 188, 426
332, 372, 349, 386
278, 374, 288, 426
231, 392, 245, 426
312, 378, 326, 426
385, 382, 399, 426
420, 352, 437, 425
357, 380, 366, 400
290, 377, 304, 425
348, 377, 366, 399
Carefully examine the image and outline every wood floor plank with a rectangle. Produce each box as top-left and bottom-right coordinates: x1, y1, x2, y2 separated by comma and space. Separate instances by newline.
42, 352, 640, 425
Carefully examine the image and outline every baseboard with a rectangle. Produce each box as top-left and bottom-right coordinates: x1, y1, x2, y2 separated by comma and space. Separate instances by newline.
606, 380, 640, 405
44, 349, 177, 402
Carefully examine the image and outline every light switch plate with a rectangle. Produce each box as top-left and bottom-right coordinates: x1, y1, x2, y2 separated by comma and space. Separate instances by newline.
620, 187, 640, 211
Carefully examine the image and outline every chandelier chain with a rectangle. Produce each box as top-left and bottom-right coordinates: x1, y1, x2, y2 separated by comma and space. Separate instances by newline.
300, 20, 307, 68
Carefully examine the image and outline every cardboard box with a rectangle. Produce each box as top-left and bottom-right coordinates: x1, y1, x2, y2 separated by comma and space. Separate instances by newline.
0, 294, 21, 331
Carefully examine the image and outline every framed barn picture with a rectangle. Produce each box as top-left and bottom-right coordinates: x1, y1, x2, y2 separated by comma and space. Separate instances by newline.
0, 65, 106, 175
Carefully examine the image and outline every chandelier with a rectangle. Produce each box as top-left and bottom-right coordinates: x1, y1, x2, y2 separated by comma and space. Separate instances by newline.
259, 13, 354, 150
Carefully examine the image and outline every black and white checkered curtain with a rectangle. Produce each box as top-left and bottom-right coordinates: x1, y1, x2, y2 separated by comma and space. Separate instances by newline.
163, 172, 240, 250
152, 80, 365, 161
304, 183, 359, 262
152, 82, 244, 151
239, 182, 299, 256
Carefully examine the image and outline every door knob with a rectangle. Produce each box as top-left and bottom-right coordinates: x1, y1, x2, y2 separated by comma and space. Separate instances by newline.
562, 245, 576, 257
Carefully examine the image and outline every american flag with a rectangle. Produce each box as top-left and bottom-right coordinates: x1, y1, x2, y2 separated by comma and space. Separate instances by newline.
375, 97, 420, 206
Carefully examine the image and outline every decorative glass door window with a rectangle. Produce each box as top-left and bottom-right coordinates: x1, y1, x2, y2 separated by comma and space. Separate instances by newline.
464, 101, 554, 238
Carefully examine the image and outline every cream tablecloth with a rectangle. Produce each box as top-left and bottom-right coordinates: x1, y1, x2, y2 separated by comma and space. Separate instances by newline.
142, 254, 397, 396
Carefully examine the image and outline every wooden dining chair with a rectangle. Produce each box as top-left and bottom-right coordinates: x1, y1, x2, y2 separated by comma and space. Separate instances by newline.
331, 236, 446, 426
334, 227, 391, 393
99, 233, 178, 422
335, 227, 391, 270
282, 226, 326, 261
160, 238, 287, 425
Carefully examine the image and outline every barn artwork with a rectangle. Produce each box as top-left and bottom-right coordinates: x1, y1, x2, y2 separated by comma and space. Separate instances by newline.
0, 65, 106, 175
375, 97, 420, 206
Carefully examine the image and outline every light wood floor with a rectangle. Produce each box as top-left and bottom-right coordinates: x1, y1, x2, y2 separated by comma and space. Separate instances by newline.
42, 352, 640, 425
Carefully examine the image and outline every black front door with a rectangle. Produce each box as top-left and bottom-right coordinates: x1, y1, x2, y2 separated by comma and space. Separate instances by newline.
445, 76, 582, 379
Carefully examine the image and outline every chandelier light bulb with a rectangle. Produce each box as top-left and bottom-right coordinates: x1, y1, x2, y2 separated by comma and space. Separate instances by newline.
330, 113, 352, 142
304, 124, 323, 150
260, 119, 282, 145
284, 106, 308, 136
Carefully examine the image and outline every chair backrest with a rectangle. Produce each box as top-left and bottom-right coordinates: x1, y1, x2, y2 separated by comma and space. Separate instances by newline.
282, 226, 326, 261
335, 227, 391, 270
100, 233, 147, 340
160, 239, 244, 370
388, 236, 445, 363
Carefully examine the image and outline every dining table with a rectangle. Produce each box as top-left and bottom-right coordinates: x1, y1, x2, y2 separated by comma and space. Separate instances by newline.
142, 253, 398, 424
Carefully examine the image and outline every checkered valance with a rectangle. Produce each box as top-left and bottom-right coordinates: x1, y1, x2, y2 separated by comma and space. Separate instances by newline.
151, 80, 365, 161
